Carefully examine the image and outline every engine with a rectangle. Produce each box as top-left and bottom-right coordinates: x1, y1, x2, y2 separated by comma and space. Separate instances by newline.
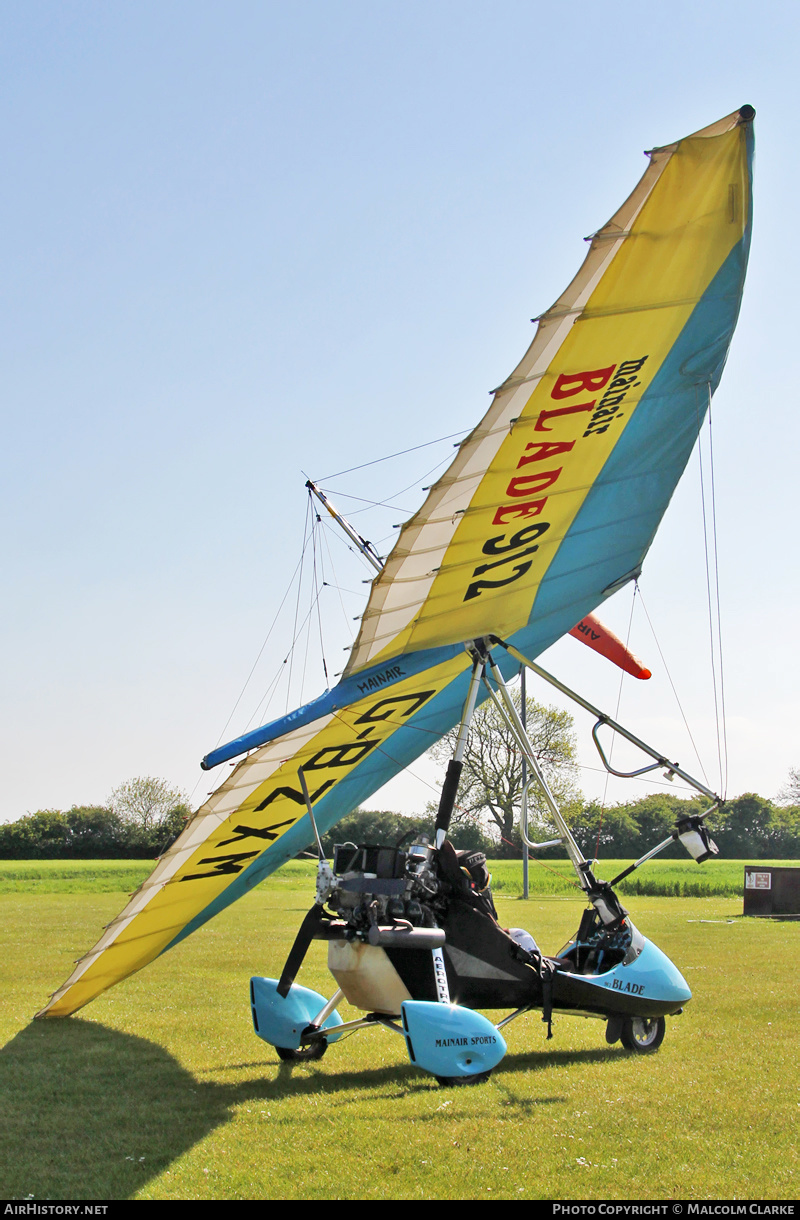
324, 840, 446, 934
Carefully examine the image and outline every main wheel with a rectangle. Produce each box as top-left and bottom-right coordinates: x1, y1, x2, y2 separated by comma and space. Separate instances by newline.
275, 1038, 328, 1062
620, 1016, 665, 1054
434, 1071, 493, 1088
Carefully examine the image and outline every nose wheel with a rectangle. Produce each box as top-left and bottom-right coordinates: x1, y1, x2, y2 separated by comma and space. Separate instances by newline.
275, 1038, 328, 1062
620, 1016, 665, 1053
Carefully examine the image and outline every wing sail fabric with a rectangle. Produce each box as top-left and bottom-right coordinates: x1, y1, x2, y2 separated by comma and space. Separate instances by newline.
39, 107, 753, 1018
343, 107, 753, 677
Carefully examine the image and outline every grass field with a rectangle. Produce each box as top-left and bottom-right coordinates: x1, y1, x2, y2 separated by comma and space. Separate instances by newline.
1, 854, 790, 896
0, 860, 798, 1201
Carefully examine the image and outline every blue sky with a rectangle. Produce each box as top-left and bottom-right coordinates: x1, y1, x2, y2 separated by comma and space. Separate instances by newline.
2, 1, 798, 822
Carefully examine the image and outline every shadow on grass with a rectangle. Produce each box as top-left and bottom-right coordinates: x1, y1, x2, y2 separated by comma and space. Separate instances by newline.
501, 1046, 624, 1074
0, 1021, 623, 1198
0, 1021, 446, 1198
1, 1019, 237, 1199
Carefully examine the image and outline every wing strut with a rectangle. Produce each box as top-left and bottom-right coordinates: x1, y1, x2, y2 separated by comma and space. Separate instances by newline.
483, 654, 593, 892
482, 652, 627, 928
491, 637, 721, 804
434, 648, 486, 849
486, 637, 724, 890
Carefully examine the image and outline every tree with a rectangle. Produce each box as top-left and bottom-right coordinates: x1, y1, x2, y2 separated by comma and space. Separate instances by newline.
63, 806, 129, 857
427, 689, 581, 851
571, 793, 708, 860
0, 809, 70, 858
319, 808, 494, 858
777, 767, 800, 806
0, 800, 190, 859
108, 777, 190, 832
570, 800, 643, 858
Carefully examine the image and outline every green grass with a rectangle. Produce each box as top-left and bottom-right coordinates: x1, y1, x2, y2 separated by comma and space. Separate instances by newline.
0, 856, 326, 894
3, 855, 791, 898
0, 859, 156, 893
1, 864, 798, 1201
488, 857, 798, 899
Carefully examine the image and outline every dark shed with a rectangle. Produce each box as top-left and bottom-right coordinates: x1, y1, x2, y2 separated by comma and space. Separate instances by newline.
743, 866, 800, 918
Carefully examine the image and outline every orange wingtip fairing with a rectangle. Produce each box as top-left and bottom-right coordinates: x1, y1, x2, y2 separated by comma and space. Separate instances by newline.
569, 613, 651, 679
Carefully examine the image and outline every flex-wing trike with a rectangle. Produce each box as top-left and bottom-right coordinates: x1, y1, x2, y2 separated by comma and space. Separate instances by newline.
250, 639, 721, 1086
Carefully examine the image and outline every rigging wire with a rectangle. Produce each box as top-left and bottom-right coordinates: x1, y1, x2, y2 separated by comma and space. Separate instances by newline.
593, 583, 638, 861
209, 539, 310, 752
314, 489, 418, 517
237, 506, 375, 732
317, 450, 458, 519
299, 517, 318, 705
696, 383, 729, 796
327, 709, 446, 803
577, 763, 705, 795
320, 580, 369, 598
311, 508, 330, 689
243, 661, 287, 735
503, 844, 583, 890
318, 521, 362, 630
243, 584, 333, 733
708, 399, 730, 795
635, 586, 711, 790
284, 495, 313, 713
302, 501, 328, 696
231, 499, 338, 732
316, 430, 469, 482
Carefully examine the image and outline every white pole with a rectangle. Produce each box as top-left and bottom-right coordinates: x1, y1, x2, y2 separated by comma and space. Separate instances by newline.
521, 665, 529, 900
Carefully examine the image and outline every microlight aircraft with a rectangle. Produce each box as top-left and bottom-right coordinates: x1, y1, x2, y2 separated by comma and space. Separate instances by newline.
39, 106, 754, 1086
